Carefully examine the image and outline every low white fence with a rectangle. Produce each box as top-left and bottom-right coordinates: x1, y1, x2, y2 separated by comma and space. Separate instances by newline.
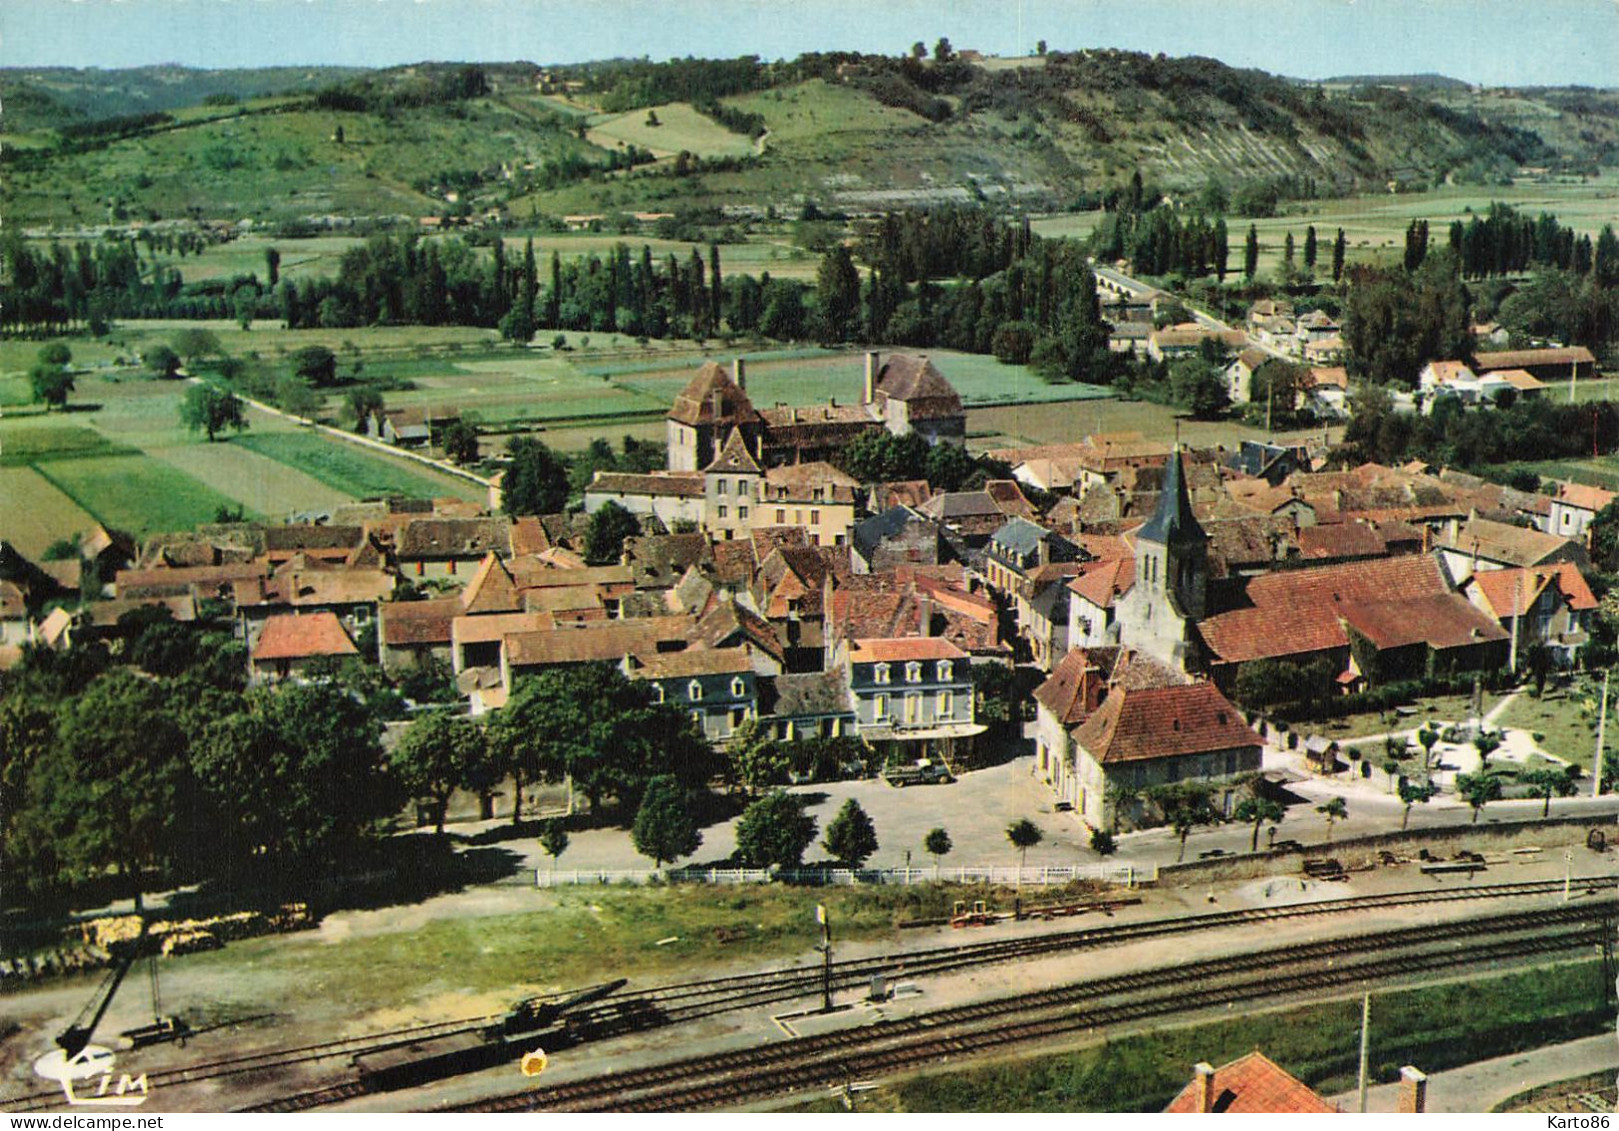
534, 862, 1154, 888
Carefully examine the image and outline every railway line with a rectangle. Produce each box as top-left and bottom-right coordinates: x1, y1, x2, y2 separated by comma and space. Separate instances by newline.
453, 902, 1612, 1113
574, 875, 1608, 1027
2, 875, 1608, 1113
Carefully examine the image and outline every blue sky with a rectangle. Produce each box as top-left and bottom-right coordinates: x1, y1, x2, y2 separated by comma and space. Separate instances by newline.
3, 0, 1616, 87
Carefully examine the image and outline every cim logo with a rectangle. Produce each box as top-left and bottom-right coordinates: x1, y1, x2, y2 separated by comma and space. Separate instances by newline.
33, 1046, 151, 1107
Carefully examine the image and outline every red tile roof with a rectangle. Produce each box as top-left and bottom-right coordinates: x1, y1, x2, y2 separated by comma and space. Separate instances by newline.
1556, 481, 1617, 513
1338, 593, 1507, 650
1034, 647, 1119, 725
380, 596, 462, 646
1198, 555, 1454, 665
1073, 680, 1260, 765
1467, 562, 1597, 617
1297, 522, 1387, 560
252, 611, 358, 661
1068, 557, 1135, 609
1472, 346, 1596, 371
1164, 1052, 1336, 1114
849, 637, 967, 663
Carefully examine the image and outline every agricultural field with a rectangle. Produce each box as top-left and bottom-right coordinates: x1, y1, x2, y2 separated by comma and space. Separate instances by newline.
31, 450, 252, 537
1234, 171, 1619, 279
586, 102, 756, 160
231, 431, 483, 502
0, 465, 105, 560
1519, 456, 1619, 492
969, 396, 1334, 452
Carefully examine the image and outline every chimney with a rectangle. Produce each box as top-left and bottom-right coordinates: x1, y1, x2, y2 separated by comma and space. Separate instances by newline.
918, 593, 933, 638
1194, 1063, 1216, 1113
732, 357, 746, 391
1397, 1066, 1427, 1114
865, 351, 880, 404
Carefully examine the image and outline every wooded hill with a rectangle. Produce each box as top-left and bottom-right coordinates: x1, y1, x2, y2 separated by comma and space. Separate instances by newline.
2, 51, 1613, 228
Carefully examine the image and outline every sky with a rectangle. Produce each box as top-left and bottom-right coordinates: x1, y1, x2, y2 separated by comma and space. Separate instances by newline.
3, 0, 1617, 87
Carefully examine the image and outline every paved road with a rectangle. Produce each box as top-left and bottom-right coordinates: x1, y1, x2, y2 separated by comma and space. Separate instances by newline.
1333, 1034, 1619, 1113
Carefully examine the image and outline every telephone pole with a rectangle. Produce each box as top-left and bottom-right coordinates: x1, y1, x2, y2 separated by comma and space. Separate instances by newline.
1595, 671, 1610, 800
1357, 993, 1372, 1112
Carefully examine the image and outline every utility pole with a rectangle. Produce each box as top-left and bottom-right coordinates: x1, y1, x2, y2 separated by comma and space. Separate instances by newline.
816, 903, 833, 1014
1357, 993, 1371, 1113
1566, 849, 1574, 903
1596, 670, 1611, 800
1508, 573, 1521, 675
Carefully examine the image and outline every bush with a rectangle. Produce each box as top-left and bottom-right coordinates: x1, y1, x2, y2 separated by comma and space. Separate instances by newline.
1089, 829, 1116, 856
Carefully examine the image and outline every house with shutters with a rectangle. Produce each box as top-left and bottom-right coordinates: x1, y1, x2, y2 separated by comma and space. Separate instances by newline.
625, 647, 757, 746
839, 636, 980, 761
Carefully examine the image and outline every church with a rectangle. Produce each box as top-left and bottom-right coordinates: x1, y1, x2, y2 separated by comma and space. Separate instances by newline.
1116, 446, 1209, 671
665, 352, 966, 472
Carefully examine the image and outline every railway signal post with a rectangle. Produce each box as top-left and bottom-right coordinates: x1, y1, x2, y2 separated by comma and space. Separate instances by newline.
817, 903, 833, 1014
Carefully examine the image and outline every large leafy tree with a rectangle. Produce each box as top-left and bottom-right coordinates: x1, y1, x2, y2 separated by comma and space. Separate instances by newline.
29, 363, 74, 410
194, 681, 396, 870
502, 436, 570, 517
29, 670, 200, 905
584, 501, 641, 565
822, 798, 879, 869
179, 383, 249, 441
630, 774, 703, 867
390, 713, 487, 835
734, 789, 817, 869
498, 664, 716, 817
729, 716, 790, 797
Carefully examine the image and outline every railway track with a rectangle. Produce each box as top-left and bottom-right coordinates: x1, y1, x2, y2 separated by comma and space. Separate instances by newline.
578, 875, 1611, 1028
0, 1014, 502, 1113
455, 903, 1611, 1113
3, 875, 1606, 1113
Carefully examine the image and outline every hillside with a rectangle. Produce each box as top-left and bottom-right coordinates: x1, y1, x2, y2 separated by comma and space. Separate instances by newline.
0, 51, 1604, 229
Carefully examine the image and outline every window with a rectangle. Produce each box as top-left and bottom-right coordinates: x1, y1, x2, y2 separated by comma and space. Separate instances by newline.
904, 694, 921, 724
738, 479, 751, 497
810, 509, 821, 526
875, 694, 889, 720
731, 676, 747, 698
739, 506, 749, 520
776, 509, 786, 524
717, 505, 728, 519
938, 660, 952, 682
718, 479, 728, 495
874, 663, 891, 685
905, 661, 922, 683
688, 680, 703, 701
937, 690, 954, 716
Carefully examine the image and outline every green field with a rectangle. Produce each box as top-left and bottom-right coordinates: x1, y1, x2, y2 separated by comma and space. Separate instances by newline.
587, 101, 756, 159
1519, 457, 1619, 492
0, 422, 132, 467
33, 450, 255, 536
232, 430, 483, 502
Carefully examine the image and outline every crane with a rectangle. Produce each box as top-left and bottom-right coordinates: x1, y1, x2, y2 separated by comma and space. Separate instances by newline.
55, 922, 188, 1061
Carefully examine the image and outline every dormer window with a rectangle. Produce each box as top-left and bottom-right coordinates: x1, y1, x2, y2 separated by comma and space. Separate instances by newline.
938, 660, 953, 682
874, 663, 891, 685
905, 661, 922, 683
689, 680, 703, 701
731, 676, 747, 698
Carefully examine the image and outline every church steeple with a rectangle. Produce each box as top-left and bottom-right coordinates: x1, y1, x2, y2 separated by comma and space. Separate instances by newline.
1134, 447, 1208, 623
1137, 445, 1205, 548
